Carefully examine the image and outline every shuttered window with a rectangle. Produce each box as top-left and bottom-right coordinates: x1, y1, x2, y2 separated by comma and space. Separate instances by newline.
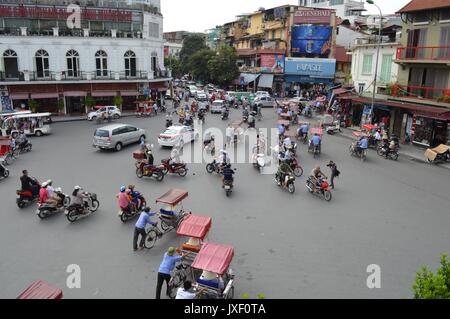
380, 54, 393, 83
362, 54, 373, 75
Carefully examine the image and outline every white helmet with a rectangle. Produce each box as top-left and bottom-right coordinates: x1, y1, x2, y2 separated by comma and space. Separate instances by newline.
55, 187, 62, 193
74, 186, 82, 191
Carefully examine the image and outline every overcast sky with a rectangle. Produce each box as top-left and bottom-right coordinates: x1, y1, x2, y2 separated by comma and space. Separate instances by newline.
162, 0, 411, 32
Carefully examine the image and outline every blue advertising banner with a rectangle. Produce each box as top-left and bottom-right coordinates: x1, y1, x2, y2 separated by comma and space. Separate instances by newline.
284, 58, 336, 79
291, 25, 332, 55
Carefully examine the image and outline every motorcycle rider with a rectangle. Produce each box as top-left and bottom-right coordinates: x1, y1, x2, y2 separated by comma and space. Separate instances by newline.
310, 165, 328, 192
143, 143, 154, 166
222, 164, 235, 188
310, 133, 322, 152
221, 105, 229, 120
169, 145, 182, 169
128, 185, 144, 211
117, 185, 133, 214
357, 136, 369, 156
70, 186, 88, 213
248, 111, 256, 128
165, 113, 173, 128
217, 150, 230, 172
298, 123, 309, 140
276, 161, 293, 187
20, 170, 39, 197
16, 131, 28, 151
39, 181, 49, 204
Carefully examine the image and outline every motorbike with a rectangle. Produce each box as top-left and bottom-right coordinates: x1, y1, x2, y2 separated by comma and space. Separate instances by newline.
17, 140, 33, 154
377, 145, 399, 161
160, 159, 188, 177
221, 109, 229, 121
289, 158, 304, 177
198, 110, 206, 124
36, 192, 71, 219
136, 163, 165, 182
326, 121, 342, 135
223, 179, 234, 197
308, 143, 321, 158
118, 198, 146, 223
242, 110, 249, 123
0, 163, 9, 180
425, 144, 450, 164
206, 160, 223, 175
16, 178, 40, 208
66, 193, 100, 223
166, 119, 173, 128
275, 173, 296, 194
306, 177, 332, 201
349, 142, 367, 161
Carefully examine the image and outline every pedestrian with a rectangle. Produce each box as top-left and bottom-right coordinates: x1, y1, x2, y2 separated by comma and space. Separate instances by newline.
326, 161, 340, 189
133, 207, 158, 251
225, 124, 234, 148
155, 247, 187, 299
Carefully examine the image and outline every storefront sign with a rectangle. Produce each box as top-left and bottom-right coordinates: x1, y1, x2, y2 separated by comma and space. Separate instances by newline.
293, 10, 332, 24
0, 5, 132, 22
291, 26, 332, 55
284, 58, 336, 79
260, 54, 285, 73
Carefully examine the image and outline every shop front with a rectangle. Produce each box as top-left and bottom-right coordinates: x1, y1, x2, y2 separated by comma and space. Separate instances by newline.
412, 115, 450, 147
284, 58, 336, 89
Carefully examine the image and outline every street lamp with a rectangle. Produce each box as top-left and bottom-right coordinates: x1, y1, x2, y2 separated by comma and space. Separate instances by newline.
366, 0, 383, 115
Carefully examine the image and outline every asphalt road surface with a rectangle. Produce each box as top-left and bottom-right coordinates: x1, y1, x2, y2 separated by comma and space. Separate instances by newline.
0, 107, 449, 299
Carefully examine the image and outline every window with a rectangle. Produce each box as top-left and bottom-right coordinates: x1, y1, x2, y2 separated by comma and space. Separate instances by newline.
362, 54, 373, 75
35, 49, 50, 78
149, 22, 159, 38
272, 30, 276, 40
379, 54, 393, 83
66, 50, 80, 77
151, 52, 158, 76
358, 83, 365, 94
330, 0, 344, 5
95, 50, 108, 77
3, 49, 19, 79
440, 9, 450, 21
124, 50, 137, 77
438, 27, 450, 58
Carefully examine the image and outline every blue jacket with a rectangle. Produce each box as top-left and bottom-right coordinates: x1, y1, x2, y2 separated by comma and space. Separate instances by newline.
312, 135, 321, 146
135, 211, 157, 229
359, 139, 369, 149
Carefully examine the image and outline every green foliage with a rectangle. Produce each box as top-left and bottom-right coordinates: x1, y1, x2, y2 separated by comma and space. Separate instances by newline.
188, 48, 216, 83
165, 56, 181, 78
113, 95, 124, 107
207, 45, 239, 86
85, 96, 96, 108
179, 34, 207, 73
57, 98, 65, 111
413, 253, 450, 299
256, 293, 266, 299
437, 95, 450, 103
28, 99, 39, 113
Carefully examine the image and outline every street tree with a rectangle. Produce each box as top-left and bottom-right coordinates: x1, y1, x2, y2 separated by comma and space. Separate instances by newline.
179, 34, 207, 73
188, 48, 216, 83
413, 253, 450, 299
208, 45, 239, 87
164, 56, 181, 78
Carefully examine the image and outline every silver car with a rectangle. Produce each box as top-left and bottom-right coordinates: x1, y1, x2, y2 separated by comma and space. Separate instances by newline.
254, 96, 275, 108
93, 124, 146, 152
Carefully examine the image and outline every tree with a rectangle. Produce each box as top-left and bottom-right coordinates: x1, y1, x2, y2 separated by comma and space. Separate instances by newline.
187, 48, 216, 83
85, 96, 96, 110
179, 34, 207, 73
164, 56, 181, 78
207, 45, 239, 87
57, 98, 65, 114
28, 99, 39, 113
113, 95, 123, 108
413, 253, 450, 299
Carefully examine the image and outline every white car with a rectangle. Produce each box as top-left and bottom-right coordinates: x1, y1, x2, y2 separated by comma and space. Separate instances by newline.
254, 96, 275, 108
256, 91, 270, 98
158, 125, 199, 148
196, 92, 208, 101
189, 85, 198, 97
88, 106, 121, 121
210, 100, 225, 113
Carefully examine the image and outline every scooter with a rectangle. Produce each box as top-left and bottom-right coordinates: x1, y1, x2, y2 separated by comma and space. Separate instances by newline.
36, 192, 71, 219
16, 178, 41, 208
136, 163, 165, 182
349, 143, 367, 161
326, 121, 342, 135
275, 173, 296, 194
306, 177, 332, 201
206, 160, 223, 175
221, 109, 229, 120
377, 146, 399, 161
223, 179, 234, 197
0, 164, 9, 180
118, 193, 146, 223
66, 192, 100, 223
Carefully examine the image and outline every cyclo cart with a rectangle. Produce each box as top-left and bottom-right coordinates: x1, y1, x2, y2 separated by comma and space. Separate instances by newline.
350, 131, 370, 160
168, 242, 235, 299
361, 124, 379, 148
134, 100, 154, 117
177, 214, 212, 263
144, 189, 191, 249
0, 137, 15, 166
17, 280, 63, 299
308, 127, 323, 155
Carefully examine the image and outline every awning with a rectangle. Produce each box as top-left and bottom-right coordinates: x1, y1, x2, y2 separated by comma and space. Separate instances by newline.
191, 242, 234, 275
30, 93, 59, 99
284, 75, 333, 84
177, 215, 212, 240
120, 91, 140, 97
149, 82, 169, 90
9, 93, 29, 100
240, 73, 260, 85
91, 91, 117, 97
63, 91, 87, 97
257, 74, 274, 88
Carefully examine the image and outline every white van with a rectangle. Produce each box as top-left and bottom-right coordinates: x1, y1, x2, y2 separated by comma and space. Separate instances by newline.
211, 100, 225, 114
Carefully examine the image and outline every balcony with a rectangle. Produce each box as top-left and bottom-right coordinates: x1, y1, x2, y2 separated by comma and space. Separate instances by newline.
391, 84, 450, 103
396, 46, 450, 63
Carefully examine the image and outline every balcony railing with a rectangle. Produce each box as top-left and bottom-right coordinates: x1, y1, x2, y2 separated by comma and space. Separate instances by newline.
396, 46, 450, 61
391, 84, 450, 101
30, 71, 56, 81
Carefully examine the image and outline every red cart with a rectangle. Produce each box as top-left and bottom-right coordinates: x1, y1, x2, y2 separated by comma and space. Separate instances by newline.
177, 214, 212, 263
17, 280, 63, 299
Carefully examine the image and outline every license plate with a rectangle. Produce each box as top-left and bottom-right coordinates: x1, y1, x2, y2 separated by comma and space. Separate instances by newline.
225, 186, 231, 190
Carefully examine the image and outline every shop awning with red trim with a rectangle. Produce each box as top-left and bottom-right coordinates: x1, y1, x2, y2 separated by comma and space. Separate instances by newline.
91, 91, 117, 97
30, 93, 59, 99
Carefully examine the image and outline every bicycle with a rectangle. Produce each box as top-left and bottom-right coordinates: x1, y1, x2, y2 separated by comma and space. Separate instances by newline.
144, 223, 164, 250
168, 262, 191, 299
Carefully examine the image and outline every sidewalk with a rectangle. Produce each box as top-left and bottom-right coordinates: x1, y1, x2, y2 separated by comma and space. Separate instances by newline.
51, 112, 136, 123
339, 126, 450, 171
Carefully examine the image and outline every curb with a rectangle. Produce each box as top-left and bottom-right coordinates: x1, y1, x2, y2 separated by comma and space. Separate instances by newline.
336, 131, 450, 171
52, 113, 136, 123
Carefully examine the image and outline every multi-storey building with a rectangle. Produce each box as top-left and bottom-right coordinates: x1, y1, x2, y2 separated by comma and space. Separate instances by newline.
0, 0, 169, 114
298, 0, 366, 25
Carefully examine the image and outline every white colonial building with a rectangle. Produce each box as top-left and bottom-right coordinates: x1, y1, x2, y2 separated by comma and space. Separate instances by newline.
351, 35, 400, 95
0, 0, 169, 114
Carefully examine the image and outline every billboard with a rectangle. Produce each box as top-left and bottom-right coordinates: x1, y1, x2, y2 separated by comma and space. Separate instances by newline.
294, 10, 332, 24
291, 25, 332, 55
284, 58, 336, 79
260, 54, 285, 73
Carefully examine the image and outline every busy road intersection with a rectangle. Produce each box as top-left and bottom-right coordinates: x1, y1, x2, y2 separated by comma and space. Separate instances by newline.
0, 104, 449, 299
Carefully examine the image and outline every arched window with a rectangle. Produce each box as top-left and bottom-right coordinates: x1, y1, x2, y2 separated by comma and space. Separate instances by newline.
151, 51, 158, 77
3, 49, 19, 79
95, 50, 108, 77
124, 50, 136, 77
66, 50, 80, 77
35, 49, 50, 78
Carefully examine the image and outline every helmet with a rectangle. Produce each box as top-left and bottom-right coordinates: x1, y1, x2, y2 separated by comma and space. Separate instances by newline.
74, 186, 81, 191
55, 187, 62, 193
46, 179, 53, 185
120, 186, 126, 192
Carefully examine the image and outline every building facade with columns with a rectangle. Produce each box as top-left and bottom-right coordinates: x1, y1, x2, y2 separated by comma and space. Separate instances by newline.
0, 0, 169, 114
